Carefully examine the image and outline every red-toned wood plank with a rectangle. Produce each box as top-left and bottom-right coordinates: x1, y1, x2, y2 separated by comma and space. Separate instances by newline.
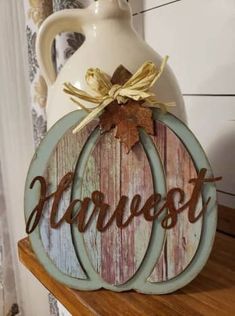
120, 142, 153, 284
150, 122, 202, 281
99, 131, 122, 284
165, 126, 202, 279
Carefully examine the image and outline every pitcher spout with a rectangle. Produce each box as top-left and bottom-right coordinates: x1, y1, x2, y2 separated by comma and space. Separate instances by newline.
90, 0, 131, 20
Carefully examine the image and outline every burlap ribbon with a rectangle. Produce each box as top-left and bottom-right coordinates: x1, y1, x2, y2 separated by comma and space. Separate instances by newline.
64, 56, 175, 134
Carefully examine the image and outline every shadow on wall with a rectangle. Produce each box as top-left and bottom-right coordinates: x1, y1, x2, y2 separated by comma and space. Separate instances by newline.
209, 128, 235, 208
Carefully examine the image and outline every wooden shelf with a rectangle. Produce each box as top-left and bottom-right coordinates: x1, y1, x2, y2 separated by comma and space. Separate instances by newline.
18, 233, 235, 316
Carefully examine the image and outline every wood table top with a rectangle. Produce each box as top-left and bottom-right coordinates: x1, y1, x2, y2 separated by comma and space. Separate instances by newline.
18, 233, 235, 316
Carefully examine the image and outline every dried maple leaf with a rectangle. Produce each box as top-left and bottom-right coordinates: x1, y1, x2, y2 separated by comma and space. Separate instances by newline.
99, 65, 154, 153
116, 120, 139, 153
121, 101, 154, 135
99, 101, 124, 132
115, 101, 154, 152
100, 100, 154, 152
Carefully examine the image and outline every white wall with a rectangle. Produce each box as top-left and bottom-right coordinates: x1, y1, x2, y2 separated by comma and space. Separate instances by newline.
131, 0, 235, 208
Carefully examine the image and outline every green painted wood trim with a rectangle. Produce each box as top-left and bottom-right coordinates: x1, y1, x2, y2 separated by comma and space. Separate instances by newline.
70, 126, 167, 291
24, 109, 217, 294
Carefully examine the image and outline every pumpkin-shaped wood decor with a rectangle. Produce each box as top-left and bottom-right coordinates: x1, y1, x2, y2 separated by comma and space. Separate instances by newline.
24, 62, 220, 294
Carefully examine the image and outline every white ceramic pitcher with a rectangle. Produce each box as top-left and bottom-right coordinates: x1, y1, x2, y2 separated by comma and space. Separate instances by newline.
36, 0, 186, 129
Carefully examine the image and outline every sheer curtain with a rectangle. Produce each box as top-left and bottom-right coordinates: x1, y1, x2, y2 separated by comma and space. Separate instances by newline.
22, 1, 92, 315
0, 1, 52, 315
0, 0, 92, 314
0, 1, 140, 315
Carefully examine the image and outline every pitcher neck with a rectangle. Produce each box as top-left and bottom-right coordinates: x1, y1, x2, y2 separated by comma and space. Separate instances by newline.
84, 18, 135, 42
84, 0, 134, 39
88, 0, 132, 21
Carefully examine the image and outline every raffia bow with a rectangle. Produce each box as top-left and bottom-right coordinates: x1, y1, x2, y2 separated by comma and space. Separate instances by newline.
64, 56, 175, 134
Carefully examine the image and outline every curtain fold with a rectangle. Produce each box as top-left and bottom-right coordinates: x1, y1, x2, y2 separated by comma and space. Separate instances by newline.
23, 1, 92, 315
0, 1, 53, 315
23, 0, 53, 147
0, 167, 18, 316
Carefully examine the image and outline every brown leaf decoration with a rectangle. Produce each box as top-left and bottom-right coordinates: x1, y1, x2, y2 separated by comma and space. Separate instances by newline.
100, 100, 154, 152
99, 101, 124, 132
116, 120, 139, 153
111, 65, 132, 85
99, 65, 154, 153
121, 101, 154, 136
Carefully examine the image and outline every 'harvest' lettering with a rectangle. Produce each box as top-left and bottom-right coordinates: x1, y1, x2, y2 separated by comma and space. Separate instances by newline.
26, 169, 221, 234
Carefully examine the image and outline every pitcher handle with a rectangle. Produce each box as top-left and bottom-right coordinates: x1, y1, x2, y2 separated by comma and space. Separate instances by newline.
36, 9, 86, 86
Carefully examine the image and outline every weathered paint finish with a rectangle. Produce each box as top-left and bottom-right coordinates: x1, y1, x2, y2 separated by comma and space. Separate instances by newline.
39, 117, 202, 284
39, 123, 97, 278
165, 126, 202, 280
81, 130, 153, 285
121, 143, 153, 285
25, 110, 217, 293
148, 122, 167, 282
149, 122, 202, 282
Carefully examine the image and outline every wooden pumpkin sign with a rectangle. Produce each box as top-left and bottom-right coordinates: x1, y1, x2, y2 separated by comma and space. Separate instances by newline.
24, 107, 220, 294
24, 61, 220, 294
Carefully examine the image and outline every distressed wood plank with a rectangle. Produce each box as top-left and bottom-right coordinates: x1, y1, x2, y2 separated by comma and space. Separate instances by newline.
82, 130, 155, 285
149, 122, 167, 282
150, 122, 202, 281
39, 118, 202, 284
39, 124, 95, 278
99, 131, 122, 284
120, 142, 153, 284
165, 127, 202, 279
81, 127, 102, 275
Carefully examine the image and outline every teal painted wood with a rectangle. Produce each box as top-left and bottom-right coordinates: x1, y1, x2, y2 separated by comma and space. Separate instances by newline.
24, 111, 98, 290
24, 109, 217, 294
148, 122, 167, 282
72, 126, 157, 286
40, 119, 201, 284
139, 110, 217, 294
165, 126, 202, 280
149, 122, 202, 282
71, 126, 167, 288
79, 127, 102, 278
39, 125, 89, 279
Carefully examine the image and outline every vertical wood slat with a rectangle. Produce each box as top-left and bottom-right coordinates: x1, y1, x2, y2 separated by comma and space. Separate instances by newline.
150, 122, 202, 281
120, 142, 153, 285
165, 127, 202, 279
148, 122, 167, 282
79, 129, 120, 283
40, 119, 203, 285
40, 124, 95, 278
81, 135, 102, 275
82, 130, 153, 285
100, 131, 122, 284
